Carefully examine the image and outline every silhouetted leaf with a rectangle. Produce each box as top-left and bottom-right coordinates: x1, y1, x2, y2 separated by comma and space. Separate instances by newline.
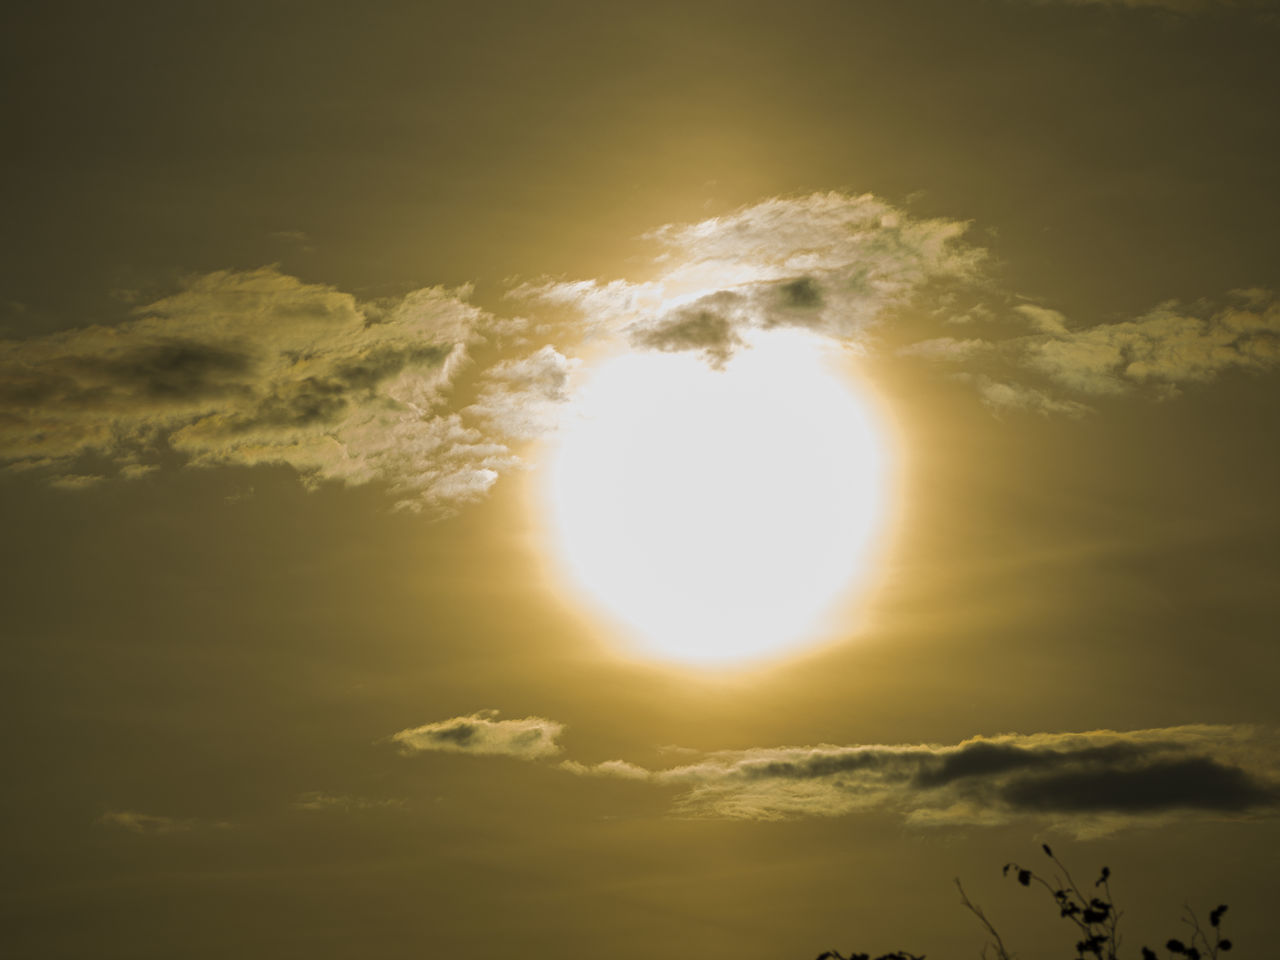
1017, 869, 1031, 887
1042, 843, 1053, 858
1141, 949, 1158, 960
1167, 938, 1187, 953
1219, 940, 1233, 951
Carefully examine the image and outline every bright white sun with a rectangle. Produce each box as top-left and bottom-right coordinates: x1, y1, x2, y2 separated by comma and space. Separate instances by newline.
541, 328, 888, 666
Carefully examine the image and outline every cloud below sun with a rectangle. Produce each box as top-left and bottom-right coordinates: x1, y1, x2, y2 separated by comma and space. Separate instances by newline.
393, 714, 1280, 836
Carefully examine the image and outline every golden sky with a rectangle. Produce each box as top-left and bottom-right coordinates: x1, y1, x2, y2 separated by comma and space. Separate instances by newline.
3, 2, 1279, 958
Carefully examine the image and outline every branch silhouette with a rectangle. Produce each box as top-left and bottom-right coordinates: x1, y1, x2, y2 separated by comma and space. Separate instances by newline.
816, 846, 1235, 960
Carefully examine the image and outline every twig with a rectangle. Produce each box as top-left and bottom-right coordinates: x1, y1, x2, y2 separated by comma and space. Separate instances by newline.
956, 879, 1014, 960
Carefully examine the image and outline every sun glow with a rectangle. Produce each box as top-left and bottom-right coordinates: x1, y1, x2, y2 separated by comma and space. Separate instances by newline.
541, 329, 889, 666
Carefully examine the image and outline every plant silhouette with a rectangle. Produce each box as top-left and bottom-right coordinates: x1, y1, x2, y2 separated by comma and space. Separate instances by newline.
816, 846, 1234, 960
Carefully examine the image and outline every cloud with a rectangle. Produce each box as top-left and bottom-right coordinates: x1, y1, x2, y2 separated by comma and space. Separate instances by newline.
513, 194, 1279, 419
98, 810, 229, 834
897, 337, 993, 362
641, 725, 1280, 830
390, 709, 565, 760
1, 191, 989, 507
631, 297, 747, 369
0, 267, 519, 511
47, 473, 107, 490
515, 192, 984, 367
999, 756, 1277, 813
560, 758, 653, 780
901, 290, 1280, 414
292, 792, 404, 813
973, 376, 1094, 417
1023, 295, 1280, 396
7, 197, 1276, 511
268, 229, 314, 252
468, 345, 579, 440
411, 718, 1278, 834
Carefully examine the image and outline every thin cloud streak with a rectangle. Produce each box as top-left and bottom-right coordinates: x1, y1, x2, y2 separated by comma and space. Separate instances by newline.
97, 810, 231, 834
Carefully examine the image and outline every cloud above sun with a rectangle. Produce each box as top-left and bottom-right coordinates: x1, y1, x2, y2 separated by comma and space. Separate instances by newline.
3, 192, 1278, 512
514, 191, 983, 368
0, 268, 507, 509
902, 292, 1280, 415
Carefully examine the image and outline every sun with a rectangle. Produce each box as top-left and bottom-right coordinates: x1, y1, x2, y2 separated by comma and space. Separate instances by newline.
540, 328, 889, 666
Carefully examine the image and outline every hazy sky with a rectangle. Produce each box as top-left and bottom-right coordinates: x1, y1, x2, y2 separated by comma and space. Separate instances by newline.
3, 2, 1279, 958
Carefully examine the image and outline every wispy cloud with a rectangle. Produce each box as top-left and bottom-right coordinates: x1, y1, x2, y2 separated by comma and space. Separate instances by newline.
47, 472, 108, 490
972, 376, 1095, 417
390, 709, 565, 760
1021, 294, 1280, 396
468, 345, 579, 441
901, 290, 1280, 415
292, 791, 405, 813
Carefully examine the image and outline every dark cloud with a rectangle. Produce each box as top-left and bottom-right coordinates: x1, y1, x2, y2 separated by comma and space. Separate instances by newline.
631, 306, 744, 369
95, 340, 255, 400
424, 720, 480, 747
778, 276, 823, 310
1002, 757, 1279, 814
329, 344, 452, 392
240, 377, 350, 430
913, 740, 1151, 789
